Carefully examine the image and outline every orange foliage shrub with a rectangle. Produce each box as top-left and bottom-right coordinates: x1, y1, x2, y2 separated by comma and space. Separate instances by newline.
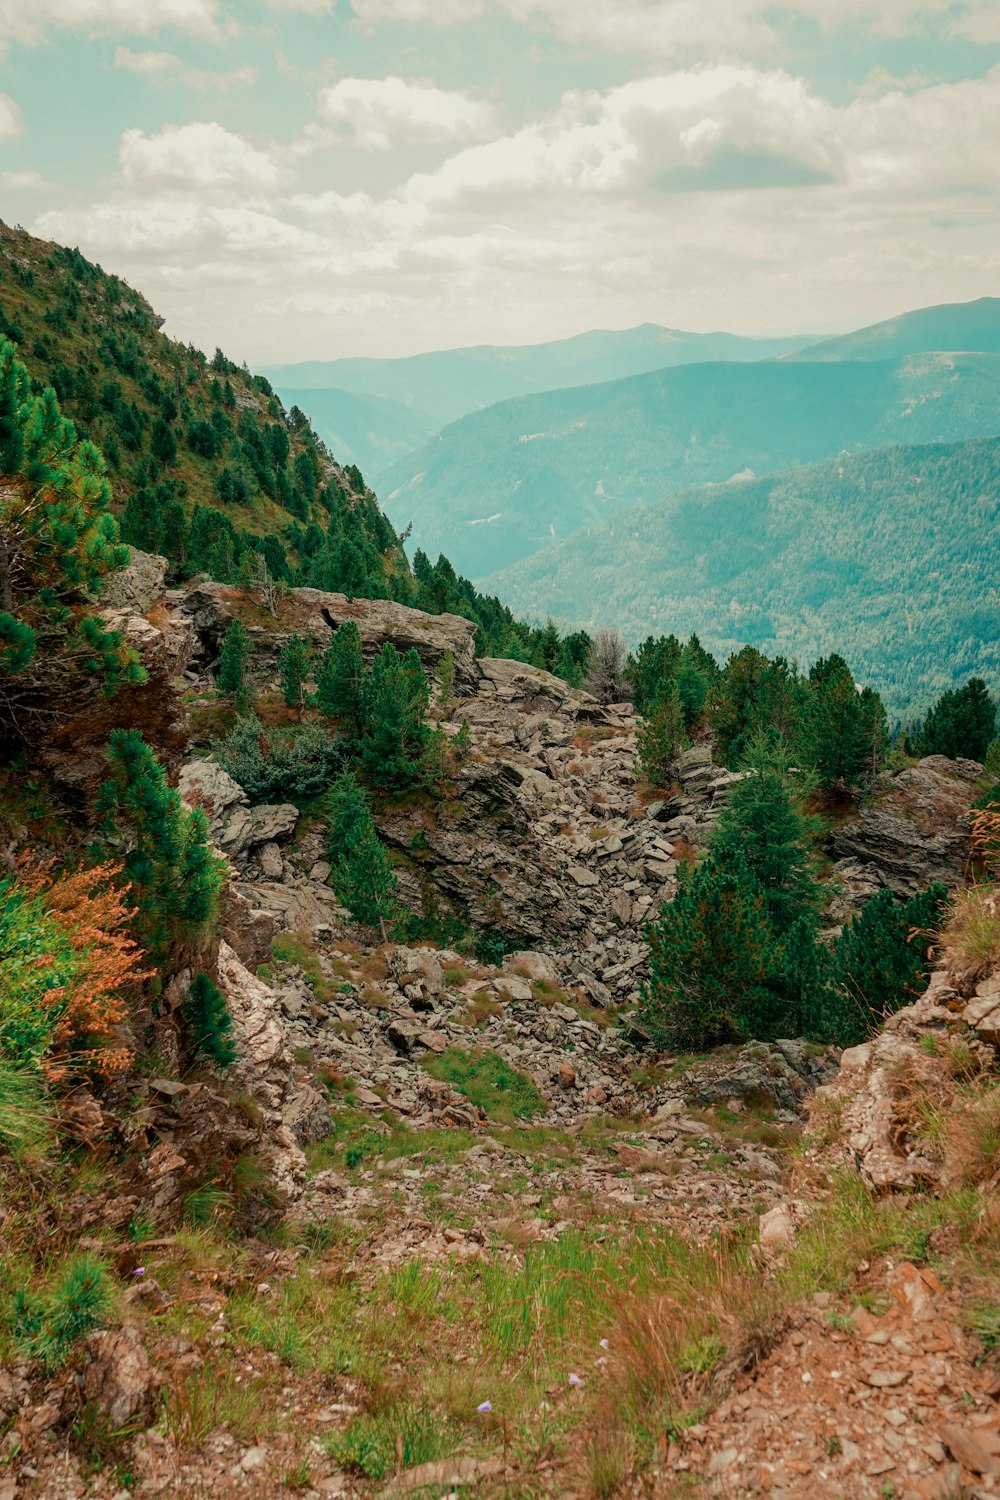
17, 860, 151, 1079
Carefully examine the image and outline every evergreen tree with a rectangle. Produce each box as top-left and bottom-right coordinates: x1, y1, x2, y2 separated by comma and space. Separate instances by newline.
327, 773, 397, 937
186, 973, 237, 1068
0, 338, 142, 733
98, 729, 226, 965
278, 633, 310, 716
638, 685, 686, 785
918, 678, 997, 762
797, 655, 886, 793
217, 619, 252, 700
641, 851, 775, 1049
358, 643, 430, 792
315, 622, 363, 730
709, 741, 821, 940
824, 884, 948, 1044
675, 658, 708, 729
150, 415, 177, 468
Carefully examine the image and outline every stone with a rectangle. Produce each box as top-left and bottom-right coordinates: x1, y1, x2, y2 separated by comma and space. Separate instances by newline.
257, 842, 284, 879
83, 1324, 158, 1428
178, 759, 247, 821
504, 951, 561, 984
247, 803, 298, 846
99, 547, 169, 613
759, 1204, 795, 1252
390, 947, 445, 996
939, 1424, 998, 1475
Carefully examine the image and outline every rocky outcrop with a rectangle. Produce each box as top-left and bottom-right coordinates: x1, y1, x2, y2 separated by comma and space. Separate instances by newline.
829, 756, 980, 907
174, 581, 480, 687
178, 759, 298, 868
814, 967, 999, 1191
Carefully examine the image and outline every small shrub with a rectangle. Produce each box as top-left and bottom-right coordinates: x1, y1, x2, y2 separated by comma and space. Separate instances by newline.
13, 1254, 113, 1370
215, 714, 344, 804
185, 973, 237, 1068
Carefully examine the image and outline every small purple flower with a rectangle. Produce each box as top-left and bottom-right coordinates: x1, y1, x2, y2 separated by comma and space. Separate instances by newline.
568, 1373, 583, 1387
599, 1339, 609, 1350
476, 1401, 492, 1413
132, 1267, 145, 1277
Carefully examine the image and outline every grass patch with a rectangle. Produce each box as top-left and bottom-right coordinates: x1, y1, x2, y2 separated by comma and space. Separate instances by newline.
325, 1405, 456, 1480
422, 1047, 546, 1124
270, 931, 340, 1003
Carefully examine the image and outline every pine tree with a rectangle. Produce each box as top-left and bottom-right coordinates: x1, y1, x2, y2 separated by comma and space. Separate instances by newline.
327, 773, 397, 937
315, 621, 363, 730
186, 973, 237, 1068
279, 633, 310, 716
217, 619, 252, 701
919, 678, 997, 762
641, 851, 776, 1049
825, 884, 948, 1044
150, 415, 177, 468
98, 729, 226, 966
709, 741, 821, 940
0, 338, 142, 735
797, 655, 886, 793
638, 686, 686, 785
358, 642, 430, 792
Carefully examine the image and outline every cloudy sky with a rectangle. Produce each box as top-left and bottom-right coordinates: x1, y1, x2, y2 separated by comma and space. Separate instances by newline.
1, 0, 998, 362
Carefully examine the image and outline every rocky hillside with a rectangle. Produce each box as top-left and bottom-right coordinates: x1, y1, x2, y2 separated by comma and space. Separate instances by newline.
0, 543, 998, 1500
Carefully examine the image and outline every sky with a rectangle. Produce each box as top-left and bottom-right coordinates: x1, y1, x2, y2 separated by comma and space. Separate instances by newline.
1, 0, 999, 363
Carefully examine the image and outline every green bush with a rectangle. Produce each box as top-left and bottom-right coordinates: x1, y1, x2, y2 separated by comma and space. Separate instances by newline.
325, 1406, 453, 1481
821, 884, 948, 1045
13, 1254, 112, 1370
186, 972, 237, 1068
215, 714, 344, 804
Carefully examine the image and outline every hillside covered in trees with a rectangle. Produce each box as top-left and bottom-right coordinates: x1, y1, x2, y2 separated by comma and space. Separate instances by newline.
0, 221, 571, 670
485, 436, 1000, 712
380, 347, 1000, 579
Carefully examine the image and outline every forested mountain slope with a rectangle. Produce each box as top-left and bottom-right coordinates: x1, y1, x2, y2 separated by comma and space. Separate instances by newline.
274, 384, 440, 478
791, 295, 1000, 362
483, 436, 1000, 711
380, 350, 1000, 578
264, 322, 811, 437
0, 222, 576, 666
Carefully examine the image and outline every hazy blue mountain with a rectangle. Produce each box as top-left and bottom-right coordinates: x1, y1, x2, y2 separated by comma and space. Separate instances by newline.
792, 296, 1000, 362
263, 322, 812, 434
379, 351, 1000, 579
279, 385, 439, 479
481, 436, 1000, 713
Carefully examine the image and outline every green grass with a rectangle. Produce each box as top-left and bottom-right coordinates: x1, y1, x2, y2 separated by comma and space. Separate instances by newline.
269, 931, 341, 1003
324, 1405, 456, 1480
422, 1047, 546, 1124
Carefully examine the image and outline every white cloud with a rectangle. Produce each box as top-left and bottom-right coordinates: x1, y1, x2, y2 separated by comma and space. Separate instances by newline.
0, 169, 48, 189
349, 0, 1000, 57
317, 76, 494, 150
0, 0, 222, 52
119, 122, 278, 192
266, 0, 333, 11
29, 60, 1000, 362
405, 68, 841, 209
0, 91, 21, 140
113, 45, 257, 88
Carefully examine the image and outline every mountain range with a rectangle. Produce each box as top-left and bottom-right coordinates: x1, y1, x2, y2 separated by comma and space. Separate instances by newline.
379, 349, 1000, 578
481, 435, 1000, 712
262, 322, 812, 476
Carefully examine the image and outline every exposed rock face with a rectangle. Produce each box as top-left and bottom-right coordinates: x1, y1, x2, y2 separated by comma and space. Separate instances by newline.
97, 548, 169, 613
829, 756, 980, 905
215, 941, 308, 1201
83, 1324, 158, 1429
814, 967, 998, 1191
178, 759, 298, 867
174, 581, 479, 687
